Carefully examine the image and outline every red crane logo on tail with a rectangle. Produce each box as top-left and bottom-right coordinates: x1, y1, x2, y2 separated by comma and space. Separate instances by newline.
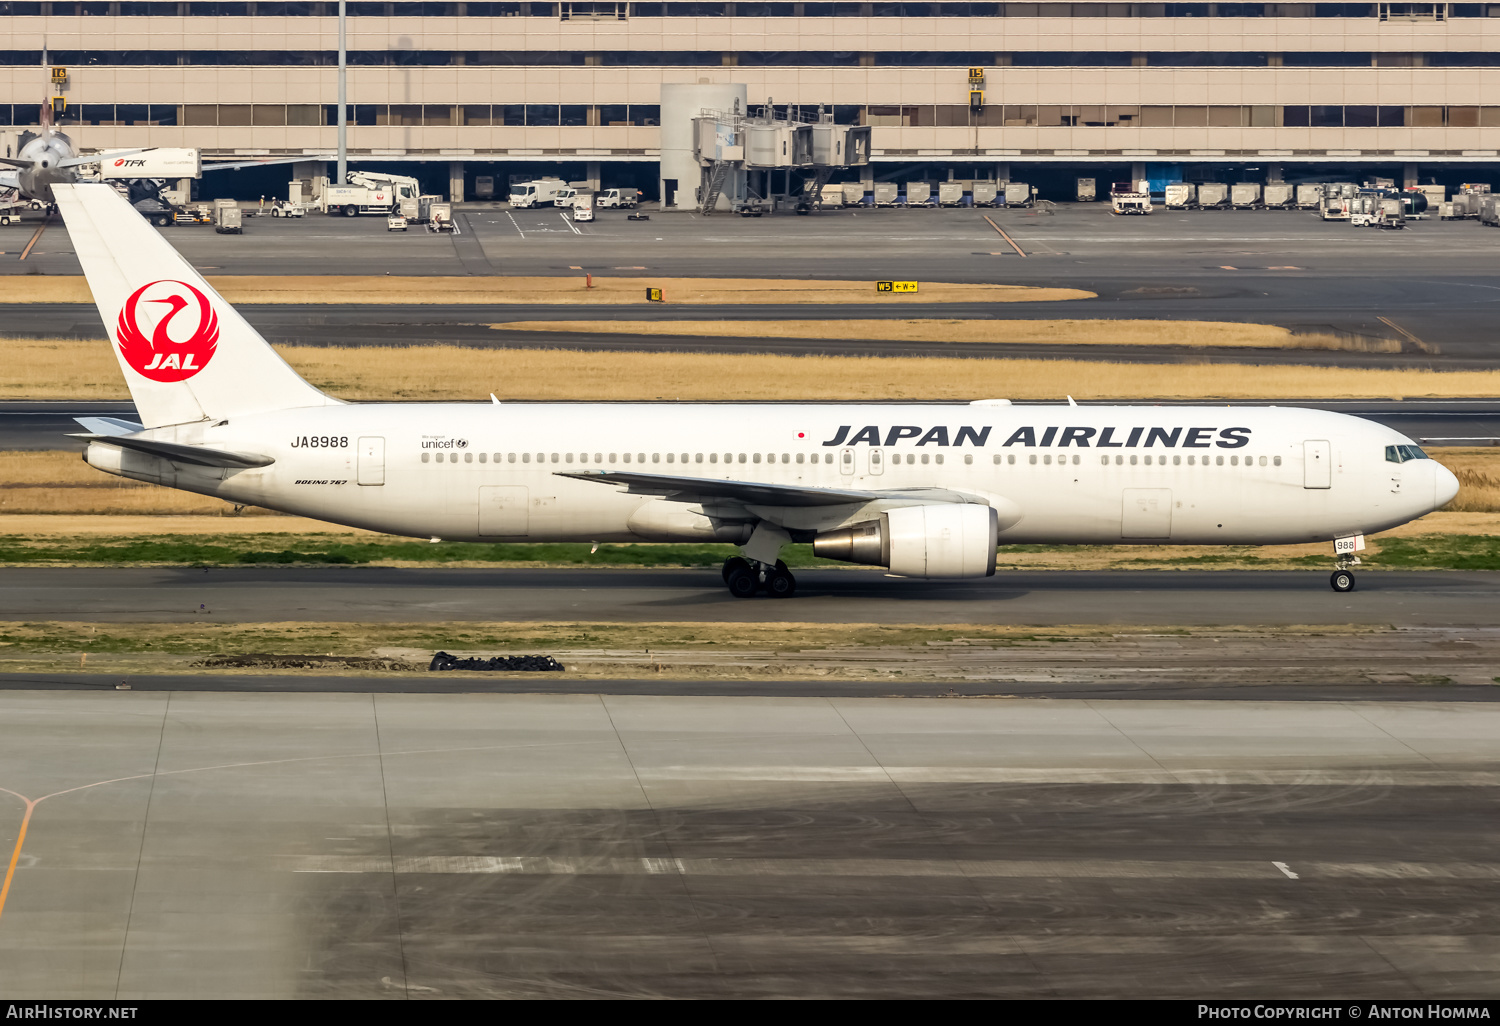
115, 279, 220, 382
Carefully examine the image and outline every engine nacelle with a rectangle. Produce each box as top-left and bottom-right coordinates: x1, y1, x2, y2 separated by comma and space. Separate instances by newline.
813, 504, 998, 578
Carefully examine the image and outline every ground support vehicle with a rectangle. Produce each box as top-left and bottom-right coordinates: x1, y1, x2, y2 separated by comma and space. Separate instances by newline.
268, 199, 304, 218
212, 198, 242, 234
1231, 183, 1263, 210
572, 193, 594, 222
1111, 182, 1152, 215
426, 202, 456, 232
1295, 184, 1323, 209
387, 214, 408, 231
1198, 183, 1230, 209
839, 182, 867, 207
1263, 184, 1295, 209
906, 182, 934, 207
873, 182, 899, 207
597, 188, 638, 209
1004, 182, 1033, 207
972, 181, 998, 207
938, 182, 965, 207
509, 178, 566, 208
322, 184, 394, 217
1164, 183, 1196, 209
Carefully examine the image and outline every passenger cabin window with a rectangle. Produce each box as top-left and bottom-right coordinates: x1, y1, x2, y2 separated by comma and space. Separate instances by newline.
1386, 444, 1429, 463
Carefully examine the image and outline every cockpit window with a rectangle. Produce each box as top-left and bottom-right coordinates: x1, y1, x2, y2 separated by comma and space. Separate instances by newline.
1385, 444, 1429, 464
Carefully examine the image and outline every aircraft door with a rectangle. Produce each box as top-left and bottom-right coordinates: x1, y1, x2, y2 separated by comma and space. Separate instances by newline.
1122, 488, 1172, 539
1304, 439, 1331, 489
839, 448, 855, 476
868, 448, 884, 475
357, 436, 385, 486
478, 486, 530, 537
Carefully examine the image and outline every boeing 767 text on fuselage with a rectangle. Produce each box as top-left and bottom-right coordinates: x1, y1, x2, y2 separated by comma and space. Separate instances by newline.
51, 183, 1457, 598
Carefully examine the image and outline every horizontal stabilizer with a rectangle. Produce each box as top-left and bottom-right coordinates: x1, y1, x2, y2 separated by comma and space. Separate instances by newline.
73, 416, 145, 437
557, 470, 979, 509
73, 433, 274, 469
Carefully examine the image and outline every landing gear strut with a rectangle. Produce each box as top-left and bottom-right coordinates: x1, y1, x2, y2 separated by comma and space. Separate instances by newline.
722, 557, 796, 598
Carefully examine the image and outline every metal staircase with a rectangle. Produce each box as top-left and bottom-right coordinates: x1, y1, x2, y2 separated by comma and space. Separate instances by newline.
699, 160, 732, 215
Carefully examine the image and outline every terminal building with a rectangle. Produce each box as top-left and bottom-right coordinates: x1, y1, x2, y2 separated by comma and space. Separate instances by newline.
3, 1, 1499, 203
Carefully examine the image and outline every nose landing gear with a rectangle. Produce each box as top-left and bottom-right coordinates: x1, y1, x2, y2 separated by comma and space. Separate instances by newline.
722, 557, 797, 598
1328, 534, 1365, 593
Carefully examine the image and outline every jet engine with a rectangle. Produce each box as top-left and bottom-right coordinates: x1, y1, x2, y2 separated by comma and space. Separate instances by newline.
813, 504, 999, 578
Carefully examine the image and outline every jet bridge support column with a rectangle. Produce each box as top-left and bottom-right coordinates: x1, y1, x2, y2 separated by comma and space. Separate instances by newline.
448, 161, 465, 203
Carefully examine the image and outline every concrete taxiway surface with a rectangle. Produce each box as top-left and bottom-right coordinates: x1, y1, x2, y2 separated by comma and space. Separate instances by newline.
1, 691, 1496, 998
5, 566, 1500, 628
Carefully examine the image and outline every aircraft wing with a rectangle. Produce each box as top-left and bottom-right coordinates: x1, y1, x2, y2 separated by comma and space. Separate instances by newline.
203, 155, 334, 173
556, 469, 979, 508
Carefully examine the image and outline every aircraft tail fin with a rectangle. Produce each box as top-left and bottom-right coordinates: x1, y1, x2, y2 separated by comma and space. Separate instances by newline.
52, 182, 337, 428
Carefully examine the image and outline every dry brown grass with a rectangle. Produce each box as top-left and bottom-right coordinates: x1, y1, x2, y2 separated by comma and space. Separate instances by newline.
495, 318, 1398, 353
0, 514, 342, 534
1432, 448, 1500, 513
0, 450, 266, 516
0, 276, 1091, 306
9, 339, 1500, 402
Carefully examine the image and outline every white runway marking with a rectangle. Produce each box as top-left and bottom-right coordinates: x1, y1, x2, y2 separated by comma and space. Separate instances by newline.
1273, 861, 1300, 879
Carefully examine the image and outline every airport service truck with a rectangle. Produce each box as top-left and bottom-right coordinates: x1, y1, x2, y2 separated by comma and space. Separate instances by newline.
1111, 181, 1152, 215
510, 178, 567, 208
597, 187, 638, 209
322, 184, 395, 217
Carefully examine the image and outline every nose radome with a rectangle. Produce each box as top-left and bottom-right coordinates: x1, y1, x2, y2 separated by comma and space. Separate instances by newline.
1435, 463, 1460, 510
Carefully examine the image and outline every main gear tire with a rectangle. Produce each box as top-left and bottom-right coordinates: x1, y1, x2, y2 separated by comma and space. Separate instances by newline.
1330, 570, 1356, 593
765, 569, 797, 598
726, 568, 759, 598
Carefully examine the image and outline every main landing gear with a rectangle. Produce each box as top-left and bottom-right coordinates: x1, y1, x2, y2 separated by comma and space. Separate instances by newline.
722, 556, 797, 598
1330, 567, 1356, 593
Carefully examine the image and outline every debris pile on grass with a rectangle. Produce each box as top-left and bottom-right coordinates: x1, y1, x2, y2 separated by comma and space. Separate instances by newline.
197, 654, 418, 670
429, 651, 565, 672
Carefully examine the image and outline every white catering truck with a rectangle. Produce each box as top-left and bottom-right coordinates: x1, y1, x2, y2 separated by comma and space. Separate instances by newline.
509, 178, 567, 208
322, 184, 394, 217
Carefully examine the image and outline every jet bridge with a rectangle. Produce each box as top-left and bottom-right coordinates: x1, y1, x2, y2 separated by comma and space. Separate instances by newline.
691, 102, 871, 215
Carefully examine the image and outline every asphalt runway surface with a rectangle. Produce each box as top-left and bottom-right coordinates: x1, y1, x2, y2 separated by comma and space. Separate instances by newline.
1, 690, 1496, 998
6, 204, 1500, 360
5, 398, 1499, 451
6, 566, 1500, 628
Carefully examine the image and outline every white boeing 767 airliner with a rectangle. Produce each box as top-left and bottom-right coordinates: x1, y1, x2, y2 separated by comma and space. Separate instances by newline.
52, 182, 1458, 597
